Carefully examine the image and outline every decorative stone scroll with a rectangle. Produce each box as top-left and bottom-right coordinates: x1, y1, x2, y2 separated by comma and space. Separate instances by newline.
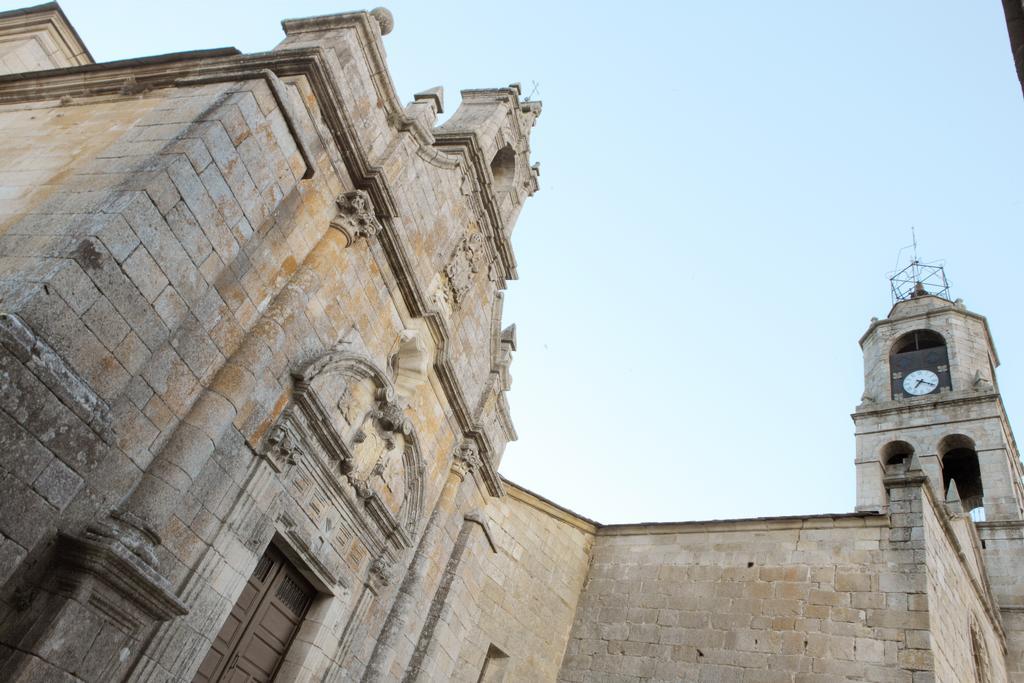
330, 189, 382, 245
440, 231, 489, 309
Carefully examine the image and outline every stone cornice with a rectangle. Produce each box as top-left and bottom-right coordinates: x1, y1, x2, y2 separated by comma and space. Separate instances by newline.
0, 1, 94, 67
57, 531, 188, 630
976, 519, 1024, 531
495, 392, 517, 442
852, 388, 1004, 421
502, 479, 599, 534
464, 425, 505, 499
599, 511, 887, 537
0, 47, 240, 99
1005, 0, 1024, 99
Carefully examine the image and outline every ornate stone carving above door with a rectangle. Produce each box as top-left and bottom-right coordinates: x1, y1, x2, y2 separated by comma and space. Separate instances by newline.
260, 340, 425, 565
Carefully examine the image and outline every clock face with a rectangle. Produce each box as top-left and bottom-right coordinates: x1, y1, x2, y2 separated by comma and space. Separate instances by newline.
903, 369, 940, 396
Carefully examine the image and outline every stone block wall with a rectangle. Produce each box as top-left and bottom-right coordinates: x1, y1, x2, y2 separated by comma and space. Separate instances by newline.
0, 67, 356, 680
557, 478, 1005, 683
979, 520, 1024, 678
442, 483, 595, 682
0, 6, 547, 681
923, 496, 1008, 682
0, 70, 318, 571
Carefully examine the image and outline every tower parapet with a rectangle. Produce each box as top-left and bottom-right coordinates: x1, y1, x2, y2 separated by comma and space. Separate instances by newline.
435, 85, 541, 241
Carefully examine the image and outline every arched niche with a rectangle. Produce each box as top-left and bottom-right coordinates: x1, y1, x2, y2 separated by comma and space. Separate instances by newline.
881, 440, 915, 474
938, 433, 983, 515
890, 329, 951, 398
489, 144, 516, 192
389, 329, 430, 402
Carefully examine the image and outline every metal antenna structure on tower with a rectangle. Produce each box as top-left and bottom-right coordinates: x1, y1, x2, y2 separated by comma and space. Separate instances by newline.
888, 228, 950, 304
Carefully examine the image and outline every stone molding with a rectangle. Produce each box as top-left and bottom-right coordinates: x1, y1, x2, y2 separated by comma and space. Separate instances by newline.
0, 2, 94, 68
281, 11, 460, 171
502, 479, 599, 534
853, 389, 1009, 421
277, 512, 351, 593
599, 511, 888, 537
480, 292, 517, 443
463, 511, 497, 554
56, 530, 187, 632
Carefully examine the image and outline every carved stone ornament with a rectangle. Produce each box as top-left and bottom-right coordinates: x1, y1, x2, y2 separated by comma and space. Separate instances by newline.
260, 416, 302, 472
442, 231, 489, 309
330, 189, 382, 245
285, 339, 426, 549
373, 390, 412, 436
453, 439, 481, 477
369, 7, 394, 35
369, 555, 395, 586
351, 477, 374, 500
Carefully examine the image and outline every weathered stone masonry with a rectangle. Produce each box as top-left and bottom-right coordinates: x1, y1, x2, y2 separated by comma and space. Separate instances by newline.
1, 3, 1023, 682
0, 3, 572, 681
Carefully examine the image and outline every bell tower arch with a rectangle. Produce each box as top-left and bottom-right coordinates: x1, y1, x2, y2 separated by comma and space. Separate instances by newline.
853, 276, 1024, 522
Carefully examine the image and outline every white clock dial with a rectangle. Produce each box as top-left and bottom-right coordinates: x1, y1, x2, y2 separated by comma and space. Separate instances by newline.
903, 369, 940, 396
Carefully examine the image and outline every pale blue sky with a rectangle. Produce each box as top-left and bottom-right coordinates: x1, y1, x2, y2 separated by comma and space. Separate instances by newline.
28, 1, 1024, 523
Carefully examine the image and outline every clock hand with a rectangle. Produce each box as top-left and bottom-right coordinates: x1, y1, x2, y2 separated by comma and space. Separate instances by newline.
914, 378, 926, 387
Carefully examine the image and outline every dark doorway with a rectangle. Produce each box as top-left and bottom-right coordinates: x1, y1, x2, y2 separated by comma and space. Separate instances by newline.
193, 544, 315, 682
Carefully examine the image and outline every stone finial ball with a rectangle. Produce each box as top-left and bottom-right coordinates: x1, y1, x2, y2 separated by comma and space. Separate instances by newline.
370, 7, 395, 35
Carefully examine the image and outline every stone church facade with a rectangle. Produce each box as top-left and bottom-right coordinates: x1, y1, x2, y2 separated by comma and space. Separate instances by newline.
0, 3, 1021, 682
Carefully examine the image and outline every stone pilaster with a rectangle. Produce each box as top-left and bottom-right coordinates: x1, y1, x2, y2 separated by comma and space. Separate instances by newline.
359, 440, 480, 682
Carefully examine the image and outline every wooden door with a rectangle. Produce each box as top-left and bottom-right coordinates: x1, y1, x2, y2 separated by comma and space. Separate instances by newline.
193, 545, 315, 682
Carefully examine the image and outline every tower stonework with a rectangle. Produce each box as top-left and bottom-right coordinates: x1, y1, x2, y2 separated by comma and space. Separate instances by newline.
854, 293, 1024, 522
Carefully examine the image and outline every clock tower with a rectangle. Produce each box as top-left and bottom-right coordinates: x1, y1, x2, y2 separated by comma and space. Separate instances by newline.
853, 278, 1024, 522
